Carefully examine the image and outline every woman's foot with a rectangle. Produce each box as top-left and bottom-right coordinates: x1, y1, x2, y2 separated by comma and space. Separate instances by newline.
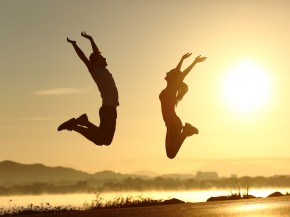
183, 123, 198, 136
76, 113, 88, 125
57, 118, 76, 131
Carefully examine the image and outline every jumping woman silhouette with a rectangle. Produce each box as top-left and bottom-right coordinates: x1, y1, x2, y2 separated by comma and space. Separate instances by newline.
159, 53, 206, 159
58, 32, 119, 146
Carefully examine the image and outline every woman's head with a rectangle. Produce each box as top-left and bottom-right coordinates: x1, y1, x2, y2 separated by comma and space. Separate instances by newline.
89, 52, 107, 68
165, 69, 188, 107
165, 69, 180, 82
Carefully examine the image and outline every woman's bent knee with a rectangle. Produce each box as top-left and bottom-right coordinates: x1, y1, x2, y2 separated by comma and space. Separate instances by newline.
103, 136, 114, 146
166, 151, 177, 159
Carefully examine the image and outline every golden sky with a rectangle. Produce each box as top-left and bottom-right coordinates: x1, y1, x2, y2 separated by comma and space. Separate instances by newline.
1, 0, 290, 177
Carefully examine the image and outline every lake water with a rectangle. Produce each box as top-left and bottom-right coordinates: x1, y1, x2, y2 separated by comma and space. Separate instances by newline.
1, 188, 289, 211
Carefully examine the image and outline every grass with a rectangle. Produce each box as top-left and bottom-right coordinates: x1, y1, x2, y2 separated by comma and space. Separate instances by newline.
207, 179, 290, 202
84, 193, 165, 209
0, 202, 77, 216
0, 193, 166, 216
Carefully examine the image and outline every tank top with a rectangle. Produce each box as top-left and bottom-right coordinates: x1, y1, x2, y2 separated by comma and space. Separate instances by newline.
91, 68, 119, 107
159, 87, 179, 123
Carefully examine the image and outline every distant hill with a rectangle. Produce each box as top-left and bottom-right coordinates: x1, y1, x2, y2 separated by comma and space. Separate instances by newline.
162, 173, 195, 179
92, 170, 141, 180
0, 160, 91, 184
0, 161, 149, 185
133, 170, 160, 177
2, 161, 290, 196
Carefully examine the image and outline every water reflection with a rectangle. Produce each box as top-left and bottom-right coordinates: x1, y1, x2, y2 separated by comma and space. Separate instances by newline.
220, 199, 290, 217
234, 203, 267, 212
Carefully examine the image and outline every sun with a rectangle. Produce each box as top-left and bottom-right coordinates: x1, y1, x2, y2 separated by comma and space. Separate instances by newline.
221, 59, 271, 114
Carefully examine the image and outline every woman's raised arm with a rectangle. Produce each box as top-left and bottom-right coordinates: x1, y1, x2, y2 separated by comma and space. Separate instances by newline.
180, 55, 207, 80
175, 53, 192, 71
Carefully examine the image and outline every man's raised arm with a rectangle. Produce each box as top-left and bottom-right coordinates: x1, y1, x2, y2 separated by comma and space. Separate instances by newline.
81, 31, 100, 54
67, 37, 92, 70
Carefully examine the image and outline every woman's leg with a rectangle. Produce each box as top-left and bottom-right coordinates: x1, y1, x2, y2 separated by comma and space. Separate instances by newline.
165, 120, 187, 159
165, 119, 198, 159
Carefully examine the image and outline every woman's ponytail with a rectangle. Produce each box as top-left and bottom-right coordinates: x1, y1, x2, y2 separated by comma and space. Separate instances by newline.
176, 82, 188, 107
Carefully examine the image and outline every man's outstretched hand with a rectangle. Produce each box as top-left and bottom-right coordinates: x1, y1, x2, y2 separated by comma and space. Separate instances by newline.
81, 31, 92, 40
67, 37, 76, 44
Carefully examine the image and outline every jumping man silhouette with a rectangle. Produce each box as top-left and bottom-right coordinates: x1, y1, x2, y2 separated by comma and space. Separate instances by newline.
159, 53, 206, 158
58, 32, 119, 146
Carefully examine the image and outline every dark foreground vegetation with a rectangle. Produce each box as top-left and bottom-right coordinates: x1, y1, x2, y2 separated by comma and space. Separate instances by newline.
207, 191, 290, 202
0, 194, 184, 216
1, 191, 289, 216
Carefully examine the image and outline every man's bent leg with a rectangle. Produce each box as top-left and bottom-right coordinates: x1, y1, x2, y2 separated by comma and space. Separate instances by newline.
99, 106, 117, 145
73, 124, 106, 146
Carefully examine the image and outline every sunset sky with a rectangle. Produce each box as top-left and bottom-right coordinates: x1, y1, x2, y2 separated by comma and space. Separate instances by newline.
1, 0, 290, 177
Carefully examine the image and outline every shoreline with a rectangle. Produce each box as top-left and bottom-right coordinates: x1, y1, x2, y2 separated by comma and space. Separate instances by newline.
2, 191, 290, 216
8, 195, 290, 217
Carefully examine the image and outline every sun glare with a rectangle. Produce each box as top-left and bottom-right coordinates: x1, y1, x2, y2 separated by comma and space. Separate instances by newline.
221, 59, 271, 114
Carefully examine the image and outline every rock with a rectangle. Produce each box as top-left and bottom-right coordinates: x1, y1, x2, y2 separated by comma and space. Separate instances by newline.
162, 198, 185, 205
242, 195, 256, 199
206, 196, 229, 202
207, 194, 256, 202
267, 191, 284, 197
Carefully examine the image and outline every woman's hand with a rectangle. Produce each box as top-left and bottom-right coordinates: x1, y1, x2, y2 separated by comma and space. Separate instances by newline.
194, 55, 207, 63
67, 37, 76, 44
81, 31, 92, 40
182, 53, 192, 59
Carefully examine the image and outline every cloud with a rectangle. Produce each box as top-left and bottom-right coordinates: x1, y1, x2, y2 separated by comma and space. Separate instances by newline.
33, 87, 91, 96
18, 117, 65, 121
1, 117, 66, 122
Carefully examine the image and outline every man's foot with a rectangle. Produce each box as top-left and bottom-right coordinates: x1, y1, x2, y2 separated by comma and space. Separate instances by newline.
57, 118, 76, 131
183, 123, 199, 136
75, 113, 88, 125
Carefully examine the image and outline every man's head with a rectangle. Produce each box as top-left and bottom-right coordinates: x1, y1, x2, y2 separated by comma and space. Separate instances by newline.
89, 52, 107, 68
